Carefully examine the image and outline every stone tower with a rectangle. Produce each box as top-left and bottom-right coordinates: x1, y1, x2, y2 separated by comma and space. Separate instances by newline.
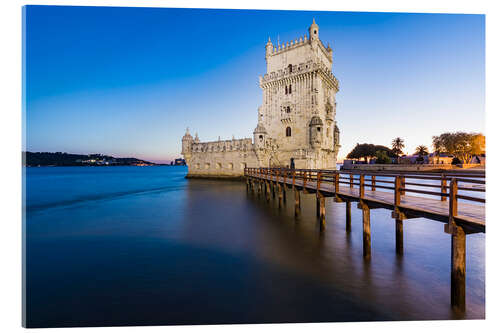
257, 19, 340, 169
181, 20, 340, 178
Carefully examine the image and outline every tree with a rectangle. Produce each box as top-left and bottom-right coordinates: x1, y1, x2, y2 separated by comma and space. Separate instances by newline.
391, 137, 405, 163
432, 132, 485, 164
375, 150, 391, 164
415, 145, 429, 157
346, 143, 375, 162
347, 143, 396, 162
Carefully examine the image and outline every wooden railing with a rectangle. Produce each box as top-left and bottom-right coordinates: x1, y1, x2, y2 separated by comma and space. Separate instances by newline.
245, 167, 485, 215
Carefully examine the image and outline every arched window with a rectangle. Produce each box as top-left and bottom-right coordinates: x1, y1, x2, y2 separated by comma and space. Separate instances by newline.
285, 86, 288, 95
288, 64, 292, 73
286, 127, 291, 137
286, 106, 291, 113
289, 84, 292, 94
259, 135, 263, 142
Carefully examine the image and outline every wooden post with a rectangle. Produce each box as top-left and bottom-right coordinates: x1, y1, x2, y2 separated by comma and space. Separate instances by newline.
266, 180, 270, 202
371, 175, 376, 191
451, 225, 466, 312
303, 170, 308, 193
319, 193, 326, 230
294, 188, 301, 217
282, 171, 287, 203
394, 175, 403, 254
441, 174, 447, 202
350, 174, 353, 189
449, 178, 458, 226
445, 178, 465, 312
395, 176, 401, 207
316, 196, 320, 217
335, 173, 339, 193
396, 219, 403, 255
317, 171, 322, 191
359, 174, 365, 199
362, 204, 371, 260
316, 172, 322, 218
401, 176, 406, 196
278, 182, 283, 208
346, 201, 351, 232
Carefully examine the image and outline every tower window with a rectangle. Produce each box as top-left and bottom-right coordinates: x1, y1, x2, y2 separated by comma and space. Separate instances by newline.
288, 64, 292, 73
286, 127, 291, 137
314, 30, 317, 34
259, 135, 263, 141
289, 84, 292, 94
285, 86, 288, 94
286, 106, 290, 113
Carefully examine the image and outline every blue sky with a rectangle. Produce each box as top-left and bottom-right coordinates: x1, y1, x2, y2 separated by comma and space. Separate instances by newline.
24, 6, 484, 163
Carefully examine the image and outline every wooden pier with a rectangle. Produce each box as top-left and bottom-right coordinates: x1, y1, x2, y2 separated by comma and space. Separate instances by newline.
244, 167, 485, 313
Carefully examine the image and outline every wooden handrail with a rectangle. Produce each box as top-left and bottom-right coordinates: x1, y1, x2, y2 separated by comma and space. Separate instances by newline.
245, 168, 485, 201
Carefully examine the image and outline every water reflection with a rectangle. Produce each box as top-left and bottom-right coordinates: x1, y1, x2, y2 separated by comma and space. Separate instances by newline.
25, 168, 484, 327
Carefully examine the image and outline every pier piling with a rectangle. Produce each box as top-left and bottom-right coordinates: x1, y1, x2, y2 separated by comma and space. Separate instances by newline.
360, 203, 371, 260
294, 188, 301, 217
278, 183, 283, 208
346, 201, 351, 232
451, 226, 466, 312
318, 194, 326, 230
396, 219, 403, 255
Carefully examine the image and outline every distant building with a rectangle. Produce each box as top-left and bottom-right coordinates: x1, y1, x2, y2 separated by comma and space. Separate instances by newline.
174, 158, 186, 166
428, 152, 453, 165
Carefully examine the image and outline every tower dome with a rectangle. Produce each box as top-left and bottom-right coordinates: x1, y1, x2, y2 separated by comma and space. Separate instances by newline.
309, 116, 323, 126
182, 127, 193, 141
181, 127, 194, 155
253, 123, 268, 134
309, 18, 319, 41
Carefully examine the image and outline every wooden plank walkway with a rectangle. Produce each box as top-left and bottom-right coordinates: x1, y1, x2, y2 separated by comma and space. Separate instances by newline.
259, 174, 485, 232
245, 167, 486, 313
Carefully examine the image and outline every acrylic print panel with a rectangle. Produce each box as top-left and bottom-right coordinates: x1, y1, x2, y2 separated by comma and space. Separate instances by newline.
23, 5, 485, 328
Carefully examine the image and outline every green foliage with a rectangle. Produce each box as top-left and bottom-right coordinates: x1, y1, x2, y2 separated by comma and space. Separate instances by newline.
432, 132, 485, 164
375, 150, 391, 164
415, 145, 429, 157
391, 137, 405, 156
347, 143, 396, 162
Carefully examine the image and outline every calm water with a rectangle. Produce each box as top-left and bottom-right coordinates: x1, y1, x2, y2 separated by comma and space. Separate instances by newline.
24, 166, 485, 327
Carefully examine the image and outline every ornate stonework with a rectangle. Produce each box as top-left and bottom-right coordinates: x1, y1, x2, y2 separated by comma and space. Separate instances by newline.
182, 20, 341, 178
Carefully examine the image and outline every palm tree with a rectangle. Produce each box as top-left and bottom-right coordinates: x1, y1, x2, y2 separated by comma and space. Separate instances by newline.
391, 137, 405, 163
415, 145, 429, 157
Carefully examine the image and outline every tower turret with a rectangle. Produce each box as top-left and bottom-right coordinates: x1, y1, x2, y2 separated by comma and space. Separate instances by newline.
181, 127, 194, 155
308, 18, 319, 41
265, 37, 273, 58
309, 116, 323, 148
253, 122, 268, 149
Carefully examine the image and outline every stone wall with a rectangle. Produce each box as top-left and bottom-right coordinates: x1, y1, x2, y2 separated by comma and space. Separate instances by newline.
185, 138, 259, 178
